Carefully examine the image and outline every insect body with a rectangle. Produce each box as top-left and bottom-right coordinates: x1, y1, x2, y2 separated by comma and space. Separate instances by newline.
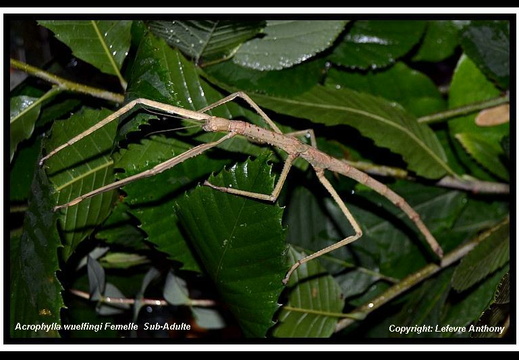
41, 92, 443, 284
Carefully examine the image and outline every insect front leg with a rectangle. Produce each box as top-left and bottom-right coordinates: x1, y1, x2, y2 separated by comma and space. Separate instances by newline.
52, 130, 236, 210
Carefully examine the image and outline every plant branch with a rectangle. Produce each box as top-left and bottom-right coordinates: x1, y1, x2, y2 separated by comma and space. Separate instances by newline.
435, 176, 509, 194
334, 217, 509, 333
417, 95, 509, 124
283, 305, 362, 319
10, 204, 29, 213
342, 159, 509, 194
70, 288, 217, 307
10, 58, 125, 103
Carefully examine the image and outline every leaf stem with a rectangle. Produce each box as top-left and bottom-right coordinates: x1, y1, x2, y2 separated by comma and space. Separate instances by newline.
435, 176, 509, 194
343, 159, 509, 194
10, 204, 29, 213
10, 58, 125, 103
10, 86, 62, 125
417, 95, 509, 124
334, 217, 509, 332
69, 288, 217, 307
283, 305, 363, 319
90, 20, 128, 91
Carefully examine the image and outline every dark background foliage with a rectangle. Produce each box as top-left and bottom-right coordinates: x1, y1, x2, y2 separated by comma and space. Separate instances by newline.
8, 17, 511, 342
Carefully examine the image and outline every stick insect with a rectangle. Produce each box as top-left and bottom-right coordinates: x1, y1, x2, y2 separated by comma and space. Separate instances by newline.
40, 92, 443, 285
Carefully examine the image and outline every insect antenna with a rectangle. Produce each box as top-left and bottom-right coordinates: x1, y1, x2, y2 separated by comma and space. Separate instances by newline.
140, 107, 204, 137
145, 123, 204, 137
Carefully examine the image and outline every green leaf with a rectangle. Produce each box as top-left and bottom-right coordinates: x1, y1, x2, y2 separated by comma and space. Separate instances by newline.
251, 85, 452, 179
388, 268, 453, 338
337, 182, 466, 280
283, 185, 397, 299
501, 135, 510, 159
234, 20, 347, 70
412, 20, 460, 62
449, 197, 508, 240
38, 20, 131, 87
296, 180, 506, 335
10, 95, 41, 163
10, 137, 41, 202
10, 87, 65, 163
442, 265, 509, 334
99, 252, 149, 269
38, 97, 82, 129
76, 247, 109, 270
44, 107, 118, 260
460, 20, 509, 89
452, 220, 509, 292
351, 209, 508, 338
493, 272, 510, 305
125, 34, 265, 156
115, 136, 228, 272
175, 154, 287, 338
10, 167, 64, 338
455, 133, 509, 181
118, 34, 286, 272
272, 247, 344, 338
147, 20, 264, 65
205, 57, 327, 97
351, 197, 508, 338
448, 54, 509, 181
163, 271, 191, 306
95, 202, 146, 250
329, 20, 426, 69
472, 272, 509, 338
284, 183, 355, 275
326, 62, 446, 117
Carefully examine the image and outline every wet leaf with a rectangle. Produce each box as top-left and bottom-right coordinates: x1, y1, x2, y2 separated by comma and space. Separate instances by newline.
10, 167, 64, 338
10, 95, 41, 163
448, 55, 509, 181
251, 85, 452, 179
455, 133, 509, 181
460, 20, 509, 89
147, 20, 264, 64
99, 252, 149, 269
452, 220, 509, 292
234, 20, 347, 70
412, 20, 460, 62
329, 20, 426, 69
326, 61, 446, 117
175, 154, 287, 337
272, 247, 344, 338
38, 20, 131, 87
44, 107, 118, 260
204, 57, 327, 97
